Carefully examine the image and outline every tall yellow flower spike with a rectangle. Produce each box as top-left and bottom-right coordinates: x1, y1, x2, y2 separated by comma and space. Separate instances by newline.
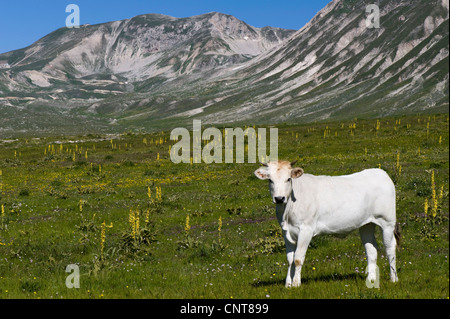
1, 204, 5, 226
100, 221, 113, 260
218, 216, 222, 244
129, 209, 140, 239
184, 214, 190, 235
431, 170, 438, 218
155, 186, 162, 202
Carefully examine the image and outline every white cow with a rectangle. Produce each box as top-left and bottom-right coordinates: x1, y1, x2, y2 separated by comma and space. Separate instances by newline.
255, 160, 399, 287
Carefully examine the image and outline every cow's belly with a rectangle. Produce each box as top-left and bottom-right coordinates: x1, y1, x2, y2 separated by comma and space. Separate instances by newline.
313, 211, 373, 236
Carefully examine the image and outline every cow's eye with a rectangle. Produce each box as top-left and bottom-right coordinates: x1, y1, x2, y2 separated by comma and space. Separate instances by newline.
268, 179, 273, 184
287, 178, 292, 183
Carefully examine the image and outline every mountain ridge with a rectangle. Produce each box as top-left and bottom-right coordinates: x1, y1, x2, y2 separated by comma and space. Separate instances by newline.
0, 1, 448, 137
192, 0, 449, 125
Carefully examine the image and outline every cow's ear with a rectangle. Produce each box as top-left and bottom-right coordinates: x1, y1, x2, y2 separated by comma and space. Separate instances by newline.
254, 168, 269, 180
291, 167, 304, 179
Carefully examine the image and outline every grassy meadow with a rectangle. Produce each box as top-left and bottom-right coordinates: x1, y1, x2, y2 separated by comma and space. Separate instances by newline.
0, 113, 448, 299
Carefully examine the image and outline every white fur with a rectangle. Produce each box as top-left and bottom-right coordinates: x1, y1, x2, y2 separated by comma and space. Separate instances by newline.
255, 162, 398, 287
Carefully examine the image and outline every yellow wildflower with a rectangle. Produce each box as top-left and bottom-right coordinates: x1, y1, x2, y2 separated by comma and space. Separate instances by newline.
184, 214, 190, 235
100, 221, 113, 260
431, 170, 438, 217
129, 209, 139, 239
155, 186, 162, 202
218, 216, 223, 244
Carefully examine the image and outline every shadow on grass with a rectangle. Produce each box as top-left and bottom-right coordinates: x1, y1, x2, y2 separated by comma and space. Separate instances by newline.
252, 273, 365, 287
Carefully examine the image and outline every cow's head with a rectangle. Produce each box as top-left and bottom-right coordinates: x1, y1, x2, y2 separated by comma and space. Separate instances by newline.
254, 160, 304, 204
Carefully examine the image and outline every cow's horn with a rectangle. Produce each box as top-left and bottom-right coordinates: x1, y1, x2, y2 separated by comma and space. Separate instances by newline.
290, 160, 298, 166
259, 162, 268, 167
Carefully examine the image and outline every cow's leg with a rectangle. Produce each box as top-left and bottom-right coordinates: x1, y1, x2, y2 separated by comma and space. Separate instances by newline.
381, 223, 398, 282
359, 223, 378, 284
284, 241, 295, 288
292, 227, 313, 287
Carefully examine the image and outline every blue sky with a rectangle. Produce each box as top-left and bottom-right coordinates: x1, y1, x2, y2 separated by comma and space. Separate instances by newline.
0, 0, 331, 54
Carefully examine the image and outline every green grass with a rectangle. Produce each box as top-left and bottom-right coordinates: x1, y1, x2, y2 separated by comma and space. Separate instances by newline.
0, 114, 448, 299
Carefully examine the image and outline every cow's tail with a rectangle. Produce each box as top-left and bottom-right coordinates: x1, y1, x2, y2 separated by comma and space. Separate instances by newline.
394, 223, 401, 248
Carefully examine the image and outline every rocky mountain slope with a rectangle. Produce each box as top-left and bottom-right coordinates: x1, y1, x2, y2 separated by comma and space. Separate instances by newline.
0, 12, 293, 94
0, 0, 448, 136
195, 0, 449, 124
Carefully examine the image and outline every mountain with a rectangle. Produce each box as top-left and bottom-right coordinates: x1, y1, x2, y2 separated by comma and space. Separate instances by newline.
0, 12, 294, 96
0, 1, 448, 137
199, 0, 449, 124
0, 12, 295, 135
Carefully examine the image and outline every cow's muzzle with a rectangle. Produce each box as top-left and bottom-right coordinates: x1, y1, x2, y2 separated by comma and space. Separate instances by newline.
274, 196, 286, 204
